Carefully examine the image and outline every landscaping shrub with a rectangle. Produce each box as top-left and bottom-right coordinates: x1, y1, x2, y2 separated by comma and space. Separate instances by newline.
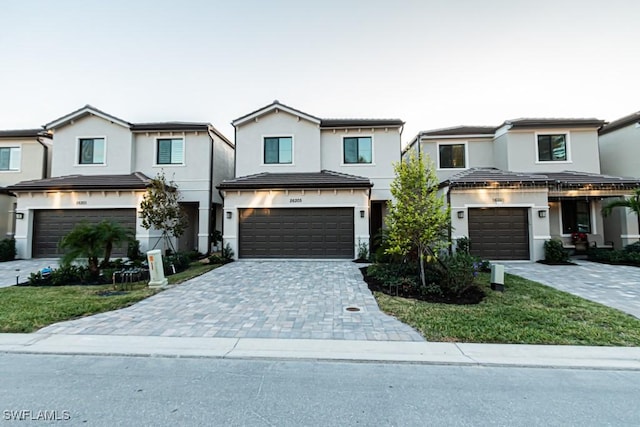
356, 239, 370, 261
544, 239, 570, 263
624, 241, 640, 253
439, 251, 478, 296
456, 236, 470, 254
127, 240, 144, 262
0, 238, 16, 262
163, 252, 191, 275
587, 247, 640, 267
27, 265, 95, 286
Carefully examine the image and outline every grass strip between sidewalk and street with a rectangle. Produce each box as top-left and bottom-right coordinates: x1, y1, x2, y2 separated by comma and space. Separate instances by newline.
374, 272, 640, 346
0, 262, 219, 333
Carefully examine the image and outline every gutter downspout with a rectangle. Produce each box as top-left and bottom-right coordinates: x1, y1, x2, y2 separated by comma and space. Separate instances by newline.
36, 136, 49, 178
208, 129, 215, 254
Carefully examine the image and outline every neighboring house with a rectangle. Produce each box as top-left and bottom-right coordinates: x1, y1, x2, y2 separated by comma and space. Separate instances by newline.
404, 118, 640, 261
7, 105, 234, 259
0, 129, 52, 239
218, 101, 403, 259
598, 111, 640, 246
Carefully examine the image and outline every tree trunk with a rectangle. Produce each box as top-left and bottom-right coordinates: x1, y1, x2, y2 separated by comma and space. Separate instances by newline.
418, 245, 426, 288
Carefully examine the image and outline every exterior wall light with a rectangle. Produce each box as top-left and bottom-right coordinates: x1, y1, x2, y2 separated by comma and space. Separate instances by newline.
457, 210, 464, 219
360, 210, 365, 218
538, 210, 546, 218
226, 211, 232, 219
15, 212, 24, 220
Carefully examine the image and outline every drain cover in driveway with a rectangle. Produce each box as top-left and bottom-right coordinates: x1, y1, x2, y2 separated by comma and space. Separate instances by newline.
344, 306, 362, 312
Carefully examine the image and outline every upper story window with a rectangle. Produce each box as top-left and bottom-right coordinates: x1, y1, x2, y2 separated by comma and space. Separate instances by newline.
537, 134, 567, 161
438, 143, 465, 169
0, 147, 20, 171
79, 138, 105, 165
343, 137, 372, 164
264, 136, 292, 164
157, 138, 184, 165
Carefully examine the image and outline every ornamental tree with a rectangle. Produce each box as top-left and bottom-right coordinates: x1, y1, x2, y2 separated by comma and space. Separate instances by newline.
139, 171, 187, 253
602, 188, 640, 218
385, 151, 450, 287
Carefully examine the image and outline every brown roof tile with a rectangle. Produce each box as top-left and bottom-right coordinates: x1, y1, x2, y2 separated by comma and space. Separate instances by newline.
505, 118, 605, 129
0, 129, 52, 139
599, 111, 640, 135
7, 172, 152, 192
321, 118, 404, 128
218, 170, 372, 190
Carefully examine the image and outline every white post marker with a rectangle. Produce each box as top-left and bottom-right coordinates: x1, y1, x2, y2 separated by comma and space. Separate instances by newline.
147, 249, 168, 288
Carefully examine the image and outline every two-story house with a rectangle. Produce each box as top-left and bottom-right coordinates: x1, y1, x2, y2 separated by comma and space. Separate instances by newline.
0, 129, 52, 239
7, 105, 234, 259
218, 101, 403, 259
404, 118, 640, 261
598, 111, 640, 247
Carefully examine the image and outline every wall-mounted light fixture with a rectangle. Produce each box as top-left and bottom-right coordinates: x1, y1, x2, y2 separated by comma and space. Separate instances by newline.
457, 210, 464, 219
538, 210, 546, 218
360, 210, 365, 218
494, 198, 504, 204
226, 211, 232, 219
15, 212, 24, 220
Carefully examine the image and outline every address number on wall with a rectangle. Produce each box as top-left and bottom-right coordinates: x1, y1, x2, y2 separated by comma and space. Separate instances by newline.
289, 198, 303, 203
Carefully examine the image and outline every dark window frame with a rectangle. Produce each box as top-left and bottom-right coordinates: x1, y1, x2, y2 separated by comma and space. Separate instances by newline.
537, 134, 568, 162
561, 199, 591, 234
0, 147, 19, 171
438, 143, 466, 169
78, 138, 105, 165
156, 138, 185, 165
343, 136, 372, 164
263, 136, 293, 164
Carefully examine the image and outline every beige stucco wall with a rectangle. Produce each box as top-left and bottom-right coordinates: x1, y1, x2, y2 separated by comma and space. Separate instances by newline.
599, 125, 640, 178
235, 111, 321, 176
0, 138, 48, 186
0, 195, 14, 238
449, 187, 549, 261
51, 114, 134, 176
416, 138, 495, 182
221, 188, 370, 260
505, 129, 600, 173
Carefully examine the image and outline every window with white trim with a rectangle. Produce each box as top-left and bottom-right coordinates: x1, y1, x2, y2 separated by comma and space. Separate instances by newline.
264, 137, 292, 164
157, 138, 184, 165
343, 137, 372, 164
537, 134, 567, 161
78, 138, 105, 164
439, 143, 465, 168
0, 147, 21, 171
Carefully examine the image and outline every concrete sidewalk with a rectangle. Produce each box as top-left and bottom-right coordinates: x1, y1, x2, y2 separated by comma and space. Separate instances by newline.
2, 333, 639, 370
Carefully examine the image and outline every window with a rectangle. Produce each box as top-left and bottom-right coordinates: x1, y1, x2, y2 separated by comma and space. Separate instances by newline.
78, 138, 105, 164
157, 138, 184, 165
343, 137, 372, 164
561, 200, 591, 234
0, 147, 20, 171
264, 137, 292, 164
538, 134, 567, 161
439, 144, 465, 168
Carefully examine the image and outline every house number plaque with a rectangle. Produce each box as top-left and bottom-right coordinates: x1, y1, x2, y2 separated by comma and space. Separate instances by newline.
289, 198, 303, 203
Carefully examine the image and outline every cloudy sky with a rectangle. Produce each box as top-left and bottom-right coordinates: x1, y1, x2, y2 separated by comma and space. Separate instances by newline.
1, 0, 638, 145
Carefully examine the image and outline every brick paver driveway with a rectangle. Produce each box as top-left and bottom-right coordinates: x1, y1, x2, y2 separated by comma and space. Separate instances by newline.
38, 261, 424, 341
504, 260, 640, 319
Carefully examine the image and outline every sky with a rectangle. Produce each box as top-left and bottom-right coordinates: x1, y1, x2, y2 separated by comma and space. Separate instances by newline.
1, 0, 639, 146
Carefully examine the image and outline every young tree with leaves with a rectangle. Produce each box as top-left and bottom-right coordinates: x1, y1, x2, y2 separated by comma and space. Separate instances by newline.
385, 151, 450, 287
139, 171, 187, 253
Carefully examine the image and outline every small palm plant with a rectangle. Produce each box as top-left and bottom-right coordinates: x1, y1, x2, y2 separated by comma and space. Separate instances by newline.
602, 188, 640, 218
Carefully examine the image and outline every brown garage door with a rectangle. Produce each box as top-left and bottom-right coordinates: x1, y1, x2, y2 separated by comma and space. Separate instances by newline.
33, 209, 136, 258
468, 208, 529, 260
239, 208, 354, 259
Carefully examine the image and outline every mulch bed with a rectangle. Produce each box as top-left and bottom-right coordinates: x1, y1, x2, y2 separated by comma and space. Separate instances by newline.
360, 267, 485, 305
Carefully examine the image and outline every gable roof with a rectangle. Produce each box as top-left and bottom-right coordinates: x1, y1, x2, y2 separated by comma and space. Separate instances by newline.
320, 118, 404, 128
218, 170, 372, 190
599, 111, 640, 135
504, 118, 605, 129
45, 105, 132, 130
232, 100, 322, 127
0, 129, 52, 139
7, 172, 152, 192
441, 168, 640, 189
419, 125, 497, 137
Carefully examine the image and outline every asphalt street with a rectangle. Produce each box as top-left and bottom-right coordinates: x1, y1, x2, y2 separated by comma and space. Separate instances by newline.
1, 354, 638, 426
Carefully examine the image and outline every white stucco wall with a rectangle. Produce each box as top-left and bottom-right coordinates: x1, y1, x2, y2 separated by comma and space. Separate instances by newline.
51, 114, 134, 176
416, 137, 496, 183
221, 188, 370, 260
599, 125, 640, 178
235, 111, 321, 176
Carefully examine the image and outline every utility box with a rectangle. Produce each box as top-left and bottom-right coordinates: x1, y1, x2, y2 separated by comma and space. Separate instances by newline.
147, 249, 168, 288
490, 264, 505, 292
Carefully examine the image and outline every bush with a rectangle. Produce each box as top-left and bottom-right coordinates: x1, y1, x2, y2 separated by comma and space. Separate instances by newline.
587, 247, 640, 266
0, 238, 16, 262
163, 252, 191, 275
27, 264, 94, 286
127, 240, 144, 262
357, 240, 370, 261
439, 252, 478, 296
544, 239, 570, 263
624, 242, 640, 253
456, 237, 470, 254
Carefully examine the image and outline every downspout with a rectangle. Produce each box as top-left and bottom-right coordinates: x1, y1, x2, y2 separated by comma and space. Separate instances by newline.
208, 129, 215, 254
446, 185, 452, 254
36, 136, 49, 178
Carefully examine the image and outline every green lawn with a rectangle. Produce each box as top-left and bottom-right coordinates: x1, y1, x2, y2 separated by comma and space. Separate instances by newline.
0, 262, 219, 333
374, 272, 640, 346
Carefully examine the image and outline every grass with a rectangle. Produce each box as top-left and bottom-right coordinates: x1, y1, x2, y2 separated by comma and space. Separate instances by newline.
0, 262, 219, 333
374, 272, 640, 346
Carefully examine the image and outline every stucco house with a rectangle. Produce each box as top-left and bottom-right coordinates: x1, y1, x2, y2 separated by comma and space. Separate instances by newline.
404, 118, 640, 261
598, 111, 640, 246
7, 105, 234, 259
218, 101, 403, 259
0, 129, 52, 239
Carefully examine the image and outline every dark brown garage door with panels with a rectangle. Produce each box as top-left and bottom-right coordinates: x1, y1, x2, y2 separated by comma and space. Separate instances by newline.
33, 209, 136, 258
468, 208, 529, 260
239, 208, 354, 258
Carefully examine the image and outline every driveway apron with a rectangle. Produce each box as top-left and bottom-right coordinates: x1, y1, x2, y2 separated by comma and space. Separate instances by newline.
504, 260, 640, 319
38, 261, 424, 341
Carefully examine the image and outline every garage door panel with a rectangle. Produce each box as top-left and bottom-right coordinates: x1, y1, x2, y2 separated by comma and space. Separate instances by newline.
468, 208, 529, 260
33, 209, 136, 258
239, 208, 354, 259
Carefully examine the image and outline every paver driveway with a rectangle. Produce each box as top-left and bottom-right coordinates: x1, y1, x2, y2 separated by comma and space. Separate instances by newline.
0, 258, 59, 288
504, 260, 640, 319
38, 261, 424, 341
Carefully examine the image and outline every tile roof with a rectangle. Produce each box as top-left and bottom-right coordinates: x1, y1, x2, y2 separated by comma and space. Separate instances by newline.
7, 172, 152, 192
504, 118, 606, 129
599, 111, 640, 135
441, 168, 640, 189
0, 129, 52, 139
218, 170, 373, 190
320, 118, 404, 128
131, 122, 212, 132
419, 126, 497, 137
